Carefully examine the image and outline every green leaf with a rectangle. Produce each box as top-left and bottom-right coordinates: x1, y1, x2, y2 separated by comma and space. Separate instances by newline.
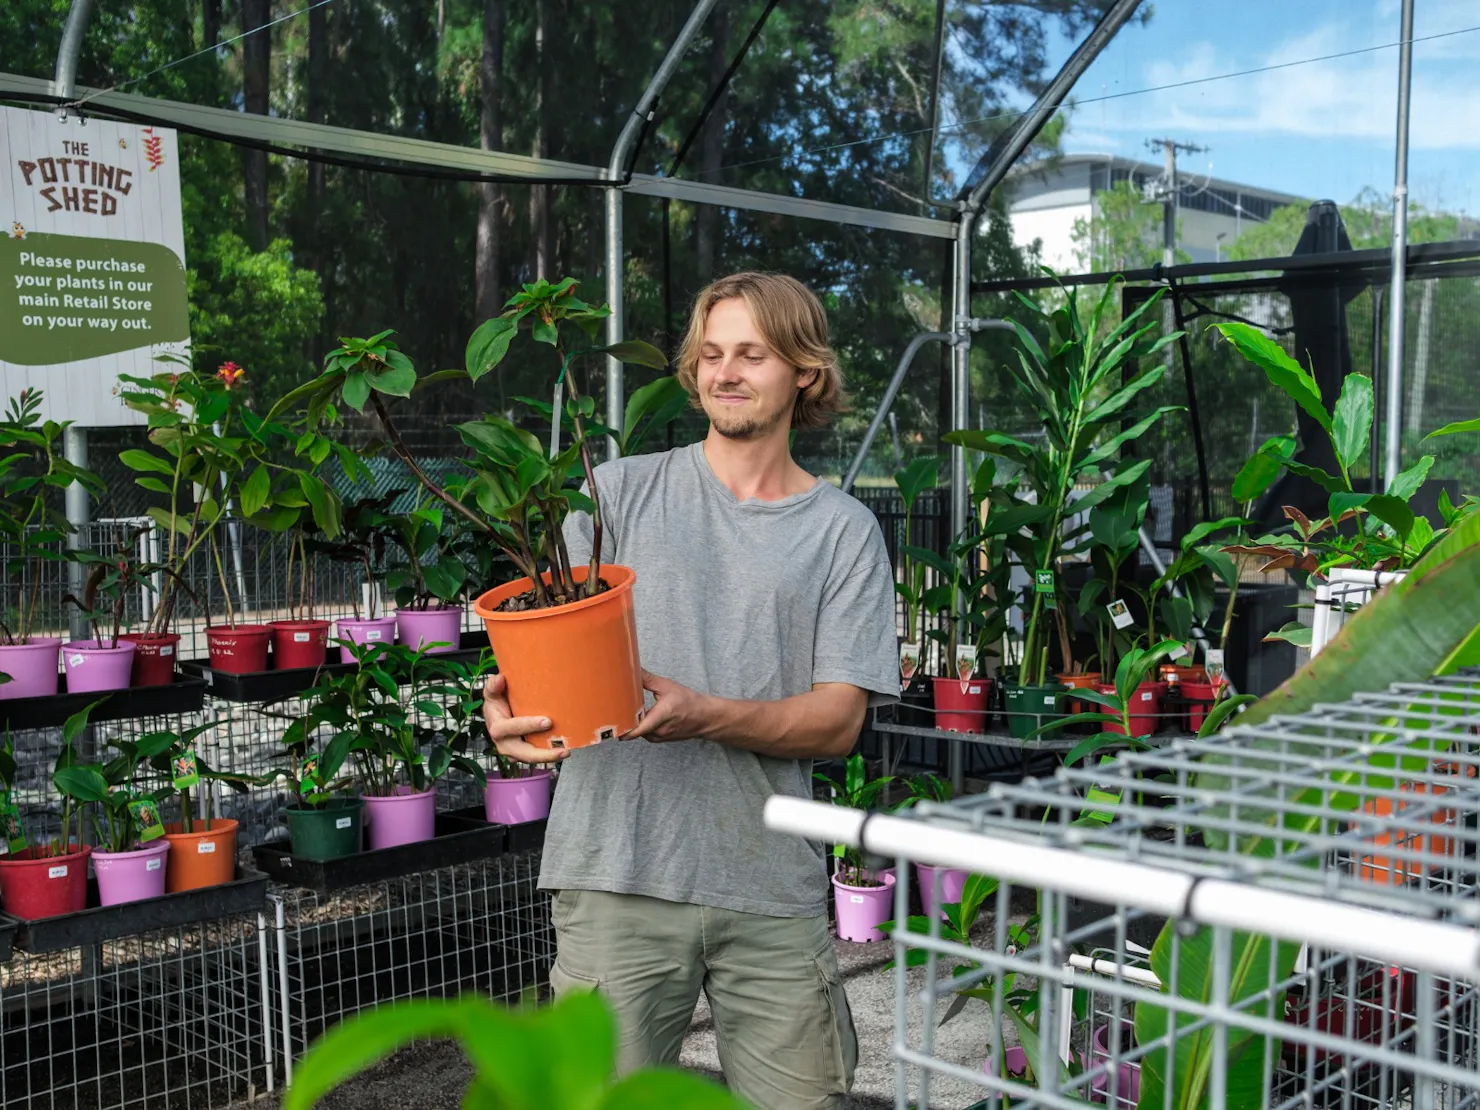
366, 358, 415, 399
1263, 621, 1312, 647
1069, 459, 1154, 513
1330, 373, 1373, 472
1280, 457, 1347, 494
893, 457, 940, 509
1387, 454, 1433, 502
532, 316, 558, 346
341, 369, 371, 413
53, 765, 109, 802
298, 473, 342, 539
1195, 693, 1257, 738
146, 506, 191, 536
1213, 322, 1329, 432
1365, 493, 1415, 540
1077, 406, 1183, 474
1231, 435, 1294, 503
119, 448, 173, 476
240, 466, 271, 519
466, 318, 517, 383
602, 339, 668, 370
1422, 417, 1480, 440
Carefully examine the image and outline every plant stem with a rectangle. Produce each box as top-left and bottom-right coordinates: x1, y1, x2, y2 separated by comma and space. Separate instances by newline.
210, 533, 236, 627
558, 358, 603, 598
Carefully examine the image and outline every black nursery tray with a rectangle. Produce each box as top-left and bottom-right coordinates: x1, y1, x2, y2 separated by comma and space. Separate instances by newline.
181, 630, 491, 703
251, 811, 510, 894
0, 917, 14, 962
443, 805, 547, 853
0, 675, 207, 733
1, 867, 268, 954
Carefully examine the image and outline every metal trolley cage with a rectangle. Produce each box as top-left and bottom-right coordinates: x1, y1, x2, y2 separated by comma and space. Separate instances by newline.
767, 671, 1480, 1109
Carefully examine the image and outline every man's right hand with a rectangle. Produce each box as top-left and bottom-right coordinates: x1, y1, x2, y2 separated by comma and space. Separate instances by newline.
482, 673, 569, 764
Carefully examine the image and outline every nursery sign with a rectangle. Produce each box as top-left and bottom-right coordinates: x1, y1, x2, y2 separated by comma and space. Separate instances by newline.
0, 107, 188, 425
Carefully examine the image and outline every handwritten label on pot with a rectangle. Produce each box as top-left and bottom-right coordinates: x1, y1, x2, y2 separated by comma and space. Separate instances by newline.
197, 841, 216, 854
365, 630, 382, 640
48, 864, 67, 878
294, 632, 310, 643
68, 654, 84, 667
146, 858, 161, 871
850, 895, 865, 904
335, 817, 352, 829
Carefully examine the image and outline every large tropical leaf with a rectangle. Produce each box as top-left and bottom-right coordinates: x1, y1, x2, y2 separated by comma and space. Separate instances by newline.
1213, 323, 1329, 433
1330, 373, 1373, 473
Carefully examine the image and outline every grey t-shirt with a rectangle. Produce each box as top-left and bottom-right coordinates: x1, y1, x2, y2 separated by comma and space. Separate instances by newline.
537, 441, 900, 917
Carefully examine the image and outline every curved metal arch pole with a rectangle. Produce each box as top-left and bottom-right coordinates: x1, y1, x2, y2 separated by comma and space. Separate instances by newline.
1383, 0, 1415, 489
605, 0, 722, 460
841, 332, 956, 495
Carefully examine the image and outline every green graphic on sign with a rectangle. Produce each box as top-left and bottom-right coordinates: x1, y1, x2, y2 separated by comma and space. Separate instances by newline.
0, 232, 188, 365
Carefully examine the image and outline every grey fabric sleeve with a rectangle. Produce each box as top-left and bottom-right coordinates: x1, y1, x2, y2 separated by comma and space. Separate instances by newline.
812, 556, 901, 708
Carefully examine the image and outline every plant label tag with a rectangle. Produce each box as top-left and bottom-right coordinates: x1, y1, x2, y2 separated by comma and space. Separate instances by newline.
146, 857, 161, 871
294, 632, 311, 643
48, 864, 67, 879
172, 748, 200, 790
1043, 695, 1056, 707
850, 895, 865, 904
365, 630, 382, 640
1034, 569, 1057, 610
1107, 598, 1133, 630
197, 840, 216, 854
300, 756, 320, 795
1140, 690, 1154, 702
954, 645, 977, 693
68, 654, 84, 667
0, 798, 26, 854
899, 643, 920, 690
128, 799, 165, 842
335, 816, 352, 830
1083, 785, 1121, 825
1205, 648, 1226, 686
1171, 641, 1192, 660
160, 645, 174, 657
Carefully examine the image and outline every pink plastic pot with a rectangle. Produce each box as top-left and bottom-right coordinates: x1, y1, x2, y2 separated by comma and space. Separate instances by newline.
362, 785, 437, 850
985, 1045, 1030, 1080
92, 840, 171, 906
916, 863, 969, 919
831, 870, 896, 943
395, 605, 463, 654
1097, 681, 1163, 739
931, 676, 992, 733
0, 638, 62, 700
63, 639, 137, 693
334, 616, 397, 663
1090, 1022, 1141, 1106
484, 770, 553, 825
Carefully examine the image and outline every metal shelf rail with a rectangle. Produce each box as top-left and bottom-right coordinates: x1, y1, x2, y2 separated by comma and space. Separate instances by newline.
767, 671, 1480, 1110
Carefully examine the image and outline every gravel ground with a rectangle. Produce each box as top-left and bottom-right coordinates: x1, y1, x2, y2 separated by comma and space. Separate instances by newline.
236, 921, 1016, 1110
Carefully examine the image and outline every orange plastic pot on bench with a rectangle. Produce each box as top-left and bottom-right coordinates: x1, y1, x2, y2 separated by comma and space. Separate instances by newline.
474, 564, 642, 752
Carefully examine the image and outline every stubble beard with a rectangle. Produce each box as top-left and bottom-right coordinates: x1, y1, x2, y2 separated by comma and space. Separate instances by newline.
706, 396, 789, 440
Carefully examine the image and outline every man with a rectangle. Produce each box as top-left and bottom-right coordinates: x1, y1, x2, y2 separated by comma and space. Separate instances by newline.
483, 272, 900, 1110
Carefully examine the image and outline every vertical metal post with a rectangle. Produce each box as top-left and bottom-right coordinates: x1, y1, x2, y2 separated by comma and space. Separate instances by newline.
604, 0, 720, 459
64, 426, 90, 641
946, 216, 974, 796
1384, 0, 1415, 489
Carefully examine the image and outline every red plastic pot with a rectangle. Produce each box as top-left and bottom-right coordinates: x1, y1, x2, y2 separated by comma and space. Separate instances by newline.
1097, 681, 1163, 739
1182, 680, 1217, 732
206, 624, 270, 674
931, 676, 992, 733
120, 632, 181, 686
0, 844, 91, 919
269, 619, 330, 670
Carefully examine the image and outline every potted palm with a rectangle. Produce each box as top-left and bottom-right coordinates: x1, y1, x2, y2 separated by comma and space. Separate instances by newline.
814, 753, 897, 942
0, 389, 104, 699
270, 280, 666, 750
946, 280, 1181, 740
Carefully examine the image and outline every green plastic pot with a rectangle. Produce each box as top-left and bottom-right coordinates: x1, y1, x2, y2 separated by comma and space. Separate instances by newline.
286, 797, 365, 861
1003, 682, 1066, 740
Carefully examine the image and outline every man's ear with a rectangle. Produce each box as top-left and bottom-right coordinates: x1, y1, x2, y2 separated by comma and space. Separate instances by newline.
796, 366, 818, 392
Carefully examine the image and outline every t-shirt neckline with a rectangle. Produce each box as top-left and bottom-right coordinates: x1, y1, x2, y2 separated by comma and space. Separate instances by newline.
689, 442, 826, 509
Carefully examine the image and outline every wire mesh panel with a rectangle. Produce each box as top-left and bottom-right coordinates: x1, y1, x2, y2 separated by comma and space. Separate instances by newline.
267, 851, 553, 1076
769, 671, 1480, 1109
0, 915, 268, 1110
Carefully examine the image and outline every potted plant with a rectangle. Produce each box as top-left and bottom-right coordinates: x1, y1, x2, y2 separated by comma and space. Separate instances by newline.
270, 280, 666, 750
316, 492, 403, 661
136, 721, 251, 892
814, 753, 897, 942
0, 389, 105, 699
1071, 475, 1150, 711
385, 498, 469, 654
0, 701, 100, 916
900, 773, 969, 917
947, 280, 1182, 740
298, 641, 486, 850
1033, 639, 1186, 766
261, 694, 367, 861
116, 362, 270, 676
72, 729, 184, 906
59, 528, 172, 693
892, 456, 942, 726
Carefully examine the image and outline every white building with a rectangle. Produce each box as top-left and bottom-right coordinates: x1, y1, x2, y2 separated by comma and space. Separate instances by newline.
1006, 153, 1306, 272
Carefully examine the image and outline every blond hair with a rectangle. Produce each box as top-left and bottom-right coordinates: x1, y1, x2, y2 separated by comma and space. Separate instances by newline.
675, 272, 846, 430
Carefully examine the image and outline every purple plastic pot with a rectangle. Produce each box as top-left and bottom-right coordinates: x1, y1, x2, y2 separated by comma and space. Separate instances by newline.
0, 637, 62, 700
985, 1045, 1030, 1080
63, 639, 136, 693
334, 616, 398, 663
394, 606, 463, 654
916, 863, 969, 920
831, 870, 896, 943
93, 840, 171, 906
1090, 1022, 1141, 1106
362, 785, 436, 850
484, 770, 553, 825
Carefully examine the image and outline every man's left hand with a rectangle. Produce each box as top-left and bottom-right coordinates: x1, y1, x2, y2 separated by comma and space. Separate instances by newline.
622, 670, 713, 743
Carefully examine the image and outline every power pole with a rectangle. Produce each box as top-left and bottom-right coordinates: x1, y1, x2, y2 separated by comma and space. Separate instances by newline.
1145, 138, 1208, 267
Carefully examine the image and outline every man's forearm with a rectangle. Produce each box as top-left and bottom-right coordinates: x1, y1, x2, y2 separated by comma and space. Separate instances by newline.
695, 685, 867, 759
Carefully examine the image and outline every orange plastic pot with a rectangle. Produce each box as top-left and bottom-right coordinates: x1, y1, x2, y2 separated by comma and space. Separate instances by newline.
1358, 763, 1474, 885
473, 564, 642, 751
1057, 672, 1102, 718
162, 818, 238, 892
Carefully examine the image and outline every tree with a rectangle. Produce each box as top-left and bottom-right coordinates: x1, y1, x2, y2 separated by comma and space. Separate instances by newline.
1071, 180, 1191, 273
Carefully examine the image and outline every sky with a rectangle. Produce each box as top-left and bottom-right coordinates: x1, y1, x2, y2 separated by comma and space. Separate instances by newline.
1033, 0, 1480, 215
